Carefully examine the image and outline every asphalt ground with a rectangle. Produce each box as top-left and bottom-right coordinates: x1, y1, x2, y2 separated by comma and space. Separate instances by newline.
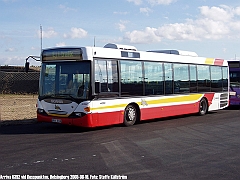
0, 106, 240, 180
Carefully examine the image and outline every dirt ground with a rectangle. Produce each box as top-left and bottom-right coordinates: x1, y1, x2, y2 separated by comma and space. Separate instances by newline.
0, 94, 37, 121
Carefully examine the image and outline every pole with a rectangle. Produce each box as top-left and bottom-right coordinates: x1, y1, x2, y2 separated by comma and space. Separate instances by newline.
40, 25, 42, 52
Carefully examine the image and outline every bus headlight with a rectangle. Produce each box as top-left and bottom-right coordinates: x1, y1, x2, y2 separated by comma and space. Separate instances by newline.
37, 108, 47, 115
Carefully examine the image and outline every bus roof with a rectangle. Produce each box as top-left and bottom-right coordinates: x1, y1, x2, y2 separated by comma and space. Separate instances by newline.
41, 43, 228, 66
147, 50, 198, 57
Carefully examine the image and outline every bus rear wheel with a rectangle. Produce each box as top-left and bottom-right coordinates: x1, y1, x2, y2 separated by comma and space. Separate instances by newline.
199, 98, 208, 115
124, 104, 137, 126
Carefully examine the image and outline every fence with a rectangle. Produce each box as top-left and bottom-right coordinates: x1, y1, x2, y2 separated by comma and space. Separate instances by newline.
0, 66, 40, 121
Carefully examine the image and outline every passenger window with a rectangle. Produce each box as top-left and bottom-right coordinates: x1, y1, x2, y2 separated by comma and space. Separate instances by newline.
211, 66, 222, 92
144, 62, 164, 95
120, 60, 143, 96
189, 65, 197, 93
173, 64, 189, 93
94, 59, 119, 94
222, 67, 228, 92
164, 63, 173, 94
197, 65, 211, 92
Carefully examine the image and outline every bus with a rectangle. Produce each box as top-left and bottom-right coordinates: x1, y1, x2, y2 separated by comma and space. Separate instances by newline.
228, 60, 240, 105
26, 43, 229, 127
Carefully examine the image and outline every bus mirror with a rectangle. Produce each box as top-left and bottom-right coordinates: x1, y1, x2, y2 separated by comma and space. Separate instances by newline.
95, 82, 100, 93
25, 61, 30, 73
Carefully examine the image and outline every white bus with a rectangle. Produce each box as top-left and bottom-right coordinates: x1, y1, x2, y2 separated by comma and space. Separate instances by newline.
27, 43, 229, 127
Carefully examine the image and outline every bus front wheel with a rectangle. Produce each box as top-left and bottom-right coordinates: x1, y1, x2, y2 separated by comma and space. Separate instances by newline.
199, 98, 208, 116
124, 104, 137, 126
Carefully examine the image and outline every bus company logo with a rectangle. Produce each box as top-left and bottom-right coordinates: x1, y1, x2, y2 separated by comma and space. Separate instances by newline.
55, 104, 61, 110
141, 99, 148, 106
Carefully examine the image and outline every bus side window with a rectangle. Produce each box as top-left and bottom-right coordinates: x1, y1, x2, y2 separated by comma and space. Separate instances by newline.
94, 59, 119, 94
197, 65, 211, 92
189, 65, 197, 93
120, 60, 143, 96
222, 66, 228, 92
164, 63, 173, 94
144, 62, 164, 95
210, 66, 222, 92
173, 63, 189, 94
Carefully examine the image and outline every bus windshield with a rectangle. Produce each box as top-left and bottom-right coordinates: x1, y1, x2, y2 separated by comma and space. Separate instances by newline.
39, 61, 91, 101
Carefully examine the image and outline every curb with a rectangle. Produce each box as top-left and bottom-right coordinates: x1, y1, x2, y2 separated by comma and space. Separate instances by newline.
0, 118, 37, 126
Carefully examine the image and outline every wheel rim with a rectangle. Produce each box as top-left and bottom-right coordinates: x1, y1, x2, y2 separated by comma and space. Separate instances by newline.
127, 106, 136, 121
200, 100, 207, 114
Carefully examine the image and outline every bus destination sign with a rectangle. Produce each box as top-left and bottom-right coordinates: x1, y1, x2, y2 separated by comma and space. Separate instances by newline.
42, 48, 82, 61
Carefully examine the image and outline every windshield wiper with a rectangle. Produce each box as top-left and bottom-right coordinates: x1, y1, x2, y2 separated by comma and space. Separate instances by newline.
60, 94, 75, 98
39, 93, 84, 103
53, 93, 78, 100
39, 93, 74, 99
38, 94, 56, 100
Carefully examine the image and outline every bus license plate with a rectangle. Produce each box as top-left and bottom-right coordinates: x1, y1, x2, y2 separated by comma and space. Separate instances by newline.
52, 118, 62, 123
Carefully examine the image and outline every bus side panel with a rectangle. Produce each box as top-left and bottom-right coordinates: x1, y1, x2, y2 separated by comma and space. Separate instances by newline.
72, 114, 95, 127
139, 93, 217, 120
93, 111, 123, 127
140, 103, 199, 120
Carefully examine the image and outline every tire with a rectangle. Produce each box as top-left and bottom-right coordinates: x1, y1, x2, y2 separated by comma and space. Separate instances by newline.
124, 104, 137, 126
199, 98, 208, 116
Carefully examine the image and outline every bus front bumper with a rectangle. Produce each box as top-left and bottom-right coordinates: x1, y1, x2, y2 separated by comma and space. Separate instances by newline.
37, 113, 95, 127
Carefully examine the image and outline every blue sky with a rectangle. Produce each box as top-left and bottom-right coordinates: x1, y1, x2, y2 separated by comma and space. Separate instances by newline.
1, 0, 240, 66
